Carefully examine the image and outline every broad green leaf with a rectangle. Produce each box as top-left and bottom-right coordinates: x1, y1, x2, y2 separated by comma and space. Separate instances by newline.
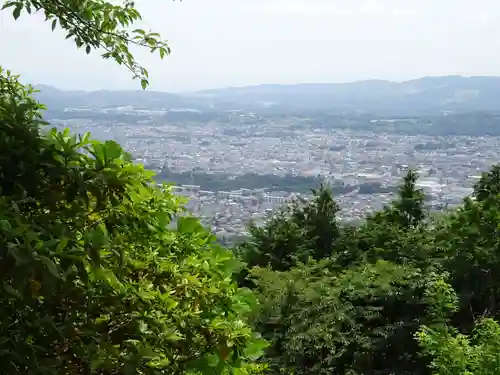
103, 140, 123, 161
12, 4, 21, 20
39, 256, 59, 278
1, 2, 16, 10
243, 338, 268, 360
2, 283, 21, 298
178, 216, 204, 234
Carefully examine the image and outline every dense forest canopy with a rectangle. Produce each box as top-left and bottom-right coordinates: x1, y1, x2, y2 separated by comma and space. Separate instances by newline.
236, 166, 500, 375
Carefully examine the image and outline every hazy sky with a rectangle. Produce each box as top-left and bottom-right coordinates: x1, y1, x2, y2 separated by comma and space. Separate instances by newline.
1, 0, 500, 91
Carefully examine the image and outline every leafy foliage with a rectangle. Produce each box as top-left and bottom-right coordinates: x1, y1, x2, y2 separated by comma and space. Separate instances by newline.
0, 70, 265, 374
418, 318, 500, 375
1, 0, 173, 88
239, 184, 340, 272
416, 278, 500, 375
343, 169, 431, 266
250, 261, 446, 375
241, 166, 500, 375
431, 165, 500, 333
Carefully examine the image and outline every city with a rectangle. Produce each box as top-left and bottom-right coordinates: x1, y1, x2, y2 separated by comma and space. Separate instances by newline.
50, 105, 495, 242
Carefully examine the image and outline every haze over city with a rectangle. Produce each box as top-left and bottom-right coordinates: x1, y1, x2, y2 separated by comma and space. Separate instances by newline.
2, 0, 500, 91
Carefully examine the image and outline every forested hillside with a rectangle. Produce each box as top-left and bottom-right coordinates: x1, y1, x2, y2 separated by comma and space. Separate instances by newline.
236, 167, 500, 374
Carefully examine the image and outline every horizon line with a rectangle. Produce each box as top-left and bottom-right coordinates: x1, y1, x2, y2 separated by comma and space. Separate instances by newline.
34, 74, 500, 94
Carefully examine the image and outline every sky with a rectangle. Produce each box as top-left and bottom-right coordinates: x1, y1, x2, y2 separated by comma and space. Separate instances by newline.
1, 0, 500, 92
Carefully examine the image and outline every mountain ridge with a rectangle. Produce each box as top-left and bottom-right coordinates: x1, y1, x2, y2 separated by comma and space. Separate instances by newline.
34, 75, 500, 116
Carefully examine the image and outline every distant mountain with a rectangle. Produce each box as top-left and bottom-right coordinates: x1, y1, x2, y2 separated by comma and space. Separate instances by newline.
33, 84, 207, 112
34, 76, 500, 117
194, 75, 500, 115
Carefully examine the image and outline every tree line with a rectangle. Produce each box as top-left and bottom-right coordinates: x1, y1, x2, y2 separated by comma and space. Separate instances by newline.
154, 168, 396, 196
235, 167, 500, 374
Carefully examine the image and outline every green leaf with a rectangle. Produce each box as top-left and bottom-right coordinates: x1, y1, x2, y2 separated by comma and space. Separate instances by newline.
103, 140, 123, 160
3, 283, 21, 298
141, 79, 148, 90
56, 237, 69, 252
75, 261, 89, 284
178, 216, 204, 234
51, 19, 57, 31
159, 47, 166, 59
160, 294, 179, 310
1, 2, 15, 10
12, 4, 22, 20
138, 320, 148, 333
243, 338, 268, 360
39, 256, 60, 277
93, 267, 124, 291
86, 45, 91, 54
81, 131, 91, 145
206, 353, 219, 367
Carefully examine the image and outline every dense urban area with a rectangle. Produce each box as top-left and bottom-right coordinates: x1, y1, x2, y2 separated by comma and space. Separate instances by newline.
48, 108, 498, 244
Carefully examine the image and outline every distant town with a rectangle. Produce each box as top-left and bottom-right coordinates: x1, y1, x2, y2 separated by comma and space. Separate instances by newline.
37, 76, 500, 243
50, 109, 499, 244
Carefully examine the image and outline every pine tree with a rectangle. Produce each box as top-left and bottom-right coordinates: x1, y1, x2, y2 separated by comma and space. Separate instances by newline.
392, 169, 426, 228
